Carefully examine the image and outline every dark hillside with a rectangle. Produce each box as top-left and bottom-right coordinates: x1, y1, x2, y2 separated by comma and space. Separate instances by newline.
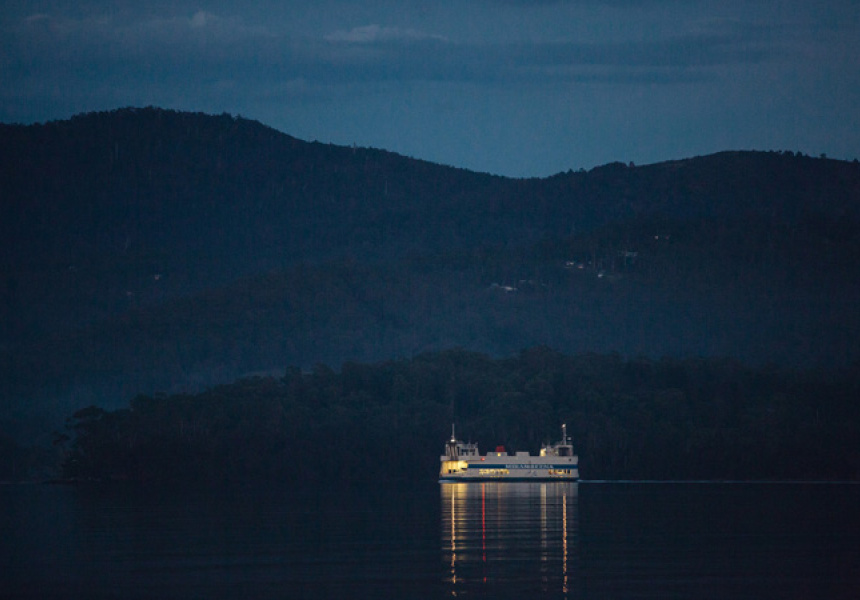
2, 108, 860, 445
3, 109, 859, 344
56, 350, 860, 483
0, 108, 505, 341
6, 212, 860, 431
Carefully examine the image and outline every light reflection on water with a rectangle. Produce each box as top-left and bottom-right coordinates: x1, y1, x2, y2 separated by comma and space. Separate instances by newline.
441, 481, 578, 598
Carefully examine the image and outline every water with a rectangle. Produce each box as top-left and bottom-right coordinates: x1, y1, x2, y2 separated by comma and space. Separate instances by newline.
2, 481, 859, 599
442, 481, 578, 598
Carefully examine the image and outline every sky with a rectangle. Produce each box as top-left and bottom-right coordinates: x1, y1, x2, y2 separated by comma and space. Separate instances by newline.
2, 1, 858, 177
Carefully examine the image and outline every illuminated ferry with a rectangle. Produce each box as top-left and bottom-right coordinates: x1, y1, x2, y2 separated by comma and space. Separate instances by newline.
439, 424, 579, 481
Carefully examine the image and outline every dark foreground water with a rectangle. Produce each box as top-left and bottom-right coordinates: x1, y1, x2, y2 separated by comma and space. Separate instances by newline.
2, 481, 859, 599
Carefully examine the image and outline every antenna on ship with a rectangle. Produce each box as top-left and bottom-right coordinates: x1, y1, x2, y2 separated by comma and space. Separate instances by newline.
562, 423, 568, 444
451, 423, 456, 443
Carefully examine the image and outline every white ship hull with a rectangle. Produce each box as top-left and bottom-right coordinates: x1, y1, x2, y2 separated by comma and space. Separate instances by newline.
439, 461, 579, 482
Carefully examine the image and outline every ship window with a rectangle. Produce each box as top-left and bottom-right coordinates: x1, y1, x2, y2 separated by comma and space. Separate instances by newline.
558, 447, 571, 456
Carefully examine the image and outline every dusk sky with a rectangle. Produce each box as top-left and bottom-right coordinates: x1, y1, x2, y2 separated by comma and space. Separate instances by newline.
2, 0, 858, 177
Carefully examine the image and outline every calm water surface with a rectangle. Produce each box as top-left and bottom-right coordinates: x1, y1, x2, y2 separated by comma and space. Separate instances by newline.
2, 481, 859, 599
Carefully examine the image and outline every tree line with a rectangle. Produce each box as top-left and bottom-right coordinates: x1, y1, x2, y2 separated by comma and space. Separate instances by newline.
56, 348, 860, 484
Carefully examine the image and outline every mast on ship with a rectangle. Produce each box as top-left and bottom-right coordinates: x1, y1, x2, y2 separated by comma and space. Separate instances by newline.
446, 423, 459, 459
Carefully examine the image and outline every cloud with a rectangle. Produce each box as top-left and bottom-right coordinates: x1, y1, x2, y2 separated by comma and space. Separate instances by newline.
11, 10, 272, 52
0, 5, 796, 122
519, 31, 774, 70
5, 8, 779, 69
324, 24, 447, 44
189, 11, 209, 29
311, 22, 778, 87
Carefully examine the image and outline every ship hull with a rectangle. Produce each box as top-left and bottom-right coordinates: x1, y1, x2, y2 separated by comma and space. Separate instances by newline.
439, 460, 579, 482
440, 476, 578, 482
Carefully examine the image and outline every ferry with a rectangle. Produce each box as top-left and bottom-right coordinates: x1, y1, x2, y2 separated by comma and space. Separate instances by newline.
439, 424, 579, 482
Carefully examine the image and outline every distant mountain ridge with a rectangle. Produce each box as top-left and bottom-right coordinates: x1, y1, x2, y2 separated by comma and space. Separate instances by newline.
2, 107, 860, 437
4, 108, 857, 270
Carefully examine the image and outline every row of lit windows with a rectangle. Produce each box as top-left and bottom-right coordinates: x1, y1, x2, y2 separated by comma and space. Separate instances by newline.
444, 465, 575, 477
478, 469, 509, 477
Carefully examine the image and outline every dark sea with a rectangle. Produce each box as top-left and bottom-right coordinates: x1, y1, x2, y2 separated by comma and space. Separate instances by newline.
2, 480, 859, 599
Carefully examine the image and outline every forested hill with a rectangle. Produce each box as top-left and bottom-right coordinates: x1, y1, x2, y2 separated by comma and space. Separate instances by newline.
2, 107, 860, 449
0, 108, 498, 340
3, 108, 859, 342
56, 349, 860, 483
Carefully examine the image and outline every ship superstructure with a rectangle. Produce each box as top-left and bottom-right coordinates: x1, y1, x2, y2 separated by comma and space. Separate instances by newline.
439, 425, 579, 481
